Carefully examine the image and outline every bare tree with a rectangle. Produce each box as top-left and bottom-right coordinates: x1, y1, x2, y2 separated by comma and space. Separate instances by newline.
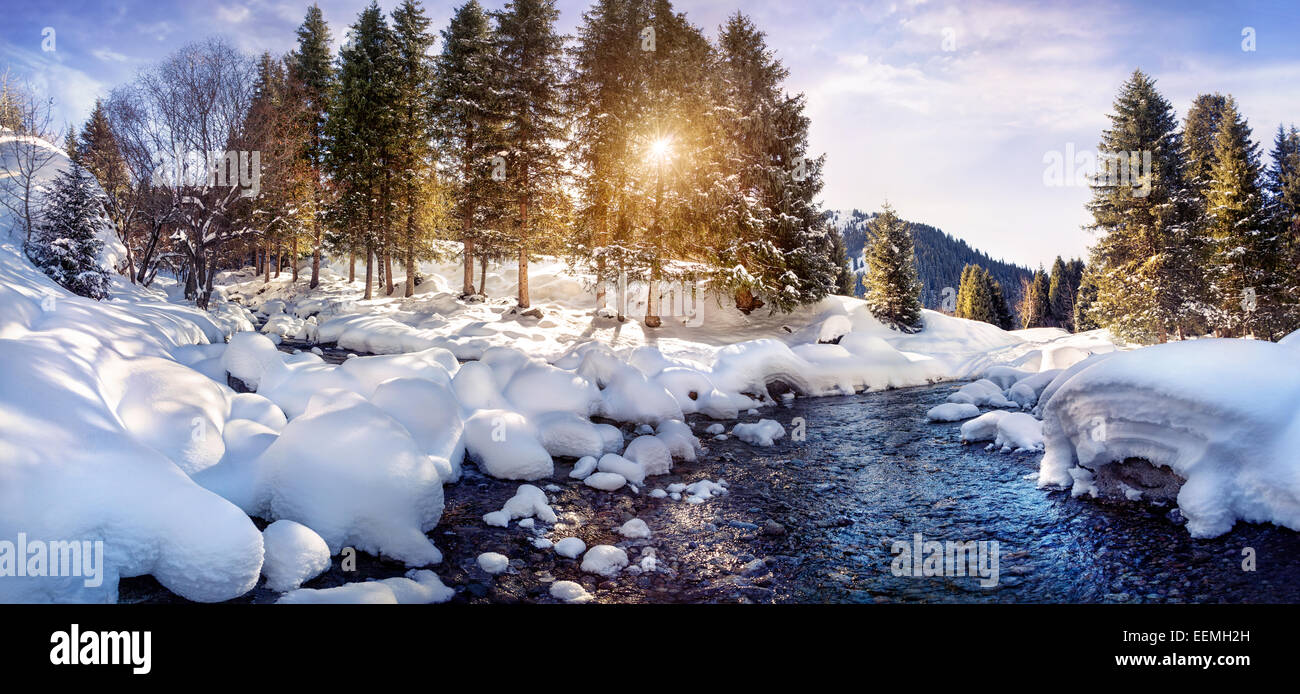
108, 39, 257, 309
0, 70, 65, 243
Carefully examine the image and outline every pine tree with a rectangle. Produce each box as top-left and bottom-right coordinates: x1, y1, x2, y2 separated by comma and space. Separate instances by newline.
715, 12, 835, 313
1265, 124, 1300, 334
493, 0, 567, 310
26, 163, 110, 300
288, 3, 334, 290
63, 126, 78, 163
829, 229, 855, 296
990, 275, 1015, 330
77, 99, 134, 280
326, 2, 400, 301
1087, 70, 1195, 343
391, 0, 442, 298
567, 0, 637, 312
863, 203, 923, 332
1205, 98, 1282, 337
1074, 268, 1101, 332
1021, 269, 1053, 329
1047, 256, 1085, 330
435, 0, 505, 298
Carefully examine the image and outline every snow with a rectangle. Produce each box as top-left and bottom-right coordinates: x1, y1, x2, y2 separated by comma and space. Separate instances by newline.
596, 453, 646, 486
2, 133, 1176, 604
619, 519, 652, 539
732, 419, 786, 446
277, 582, 397, 604
483, 484, 557, 527
549, 580, 593, 603
946, 379, 1016, 408
583, 471, 627, 491
477, 552, 509, 575
553, 537, 587, 559
233, 391, 445, 567
260, 520, 331, 593
569, 455, 598, 479
1036, 339, 1300, 538
580, 545, 629, 577
463, 410, 552, 480
276, 570, 453, 604
926, 402, 980, 422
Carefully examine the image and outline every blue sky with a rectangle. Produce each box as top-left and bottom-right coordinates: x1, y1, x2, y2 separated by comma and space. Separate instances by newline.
3, 0, 1298, 268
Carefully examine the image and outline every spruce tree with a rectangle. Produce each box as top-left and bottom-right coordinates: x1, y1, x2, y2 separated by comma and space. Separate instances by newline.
326, 2, 399, 301
1205, 98, 1281, 337
77, 99, 134, 280
288, 3, 334, 290
566, 0, 645, 315
1087, 70, 1194, 343
391, 0, 440, 298
27, 163, 111, 300
715, 12, 835, 313
863, 203, 923, 332
1074, 268, 1101, 332
435, 0, 505, 298
1021, 269, 1053, 329
1265, 124, 1300, 333
990, 275, 1015, 330
493, 0, 567, 310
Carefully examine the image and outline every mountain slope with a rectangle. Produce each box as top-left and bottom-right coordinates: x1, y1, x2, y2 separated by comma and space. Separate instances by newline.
829, 209, 1035, 320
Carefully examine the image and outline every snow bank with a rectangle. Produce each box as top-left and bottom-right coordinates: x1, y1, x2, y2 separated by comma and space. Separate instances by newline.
261, 520, 331, 592
580, 545, 629, 577
247, 392, 445, 566
733, 419, 786, 446
1037, 339, 1300, 538
926, 402, 980, 422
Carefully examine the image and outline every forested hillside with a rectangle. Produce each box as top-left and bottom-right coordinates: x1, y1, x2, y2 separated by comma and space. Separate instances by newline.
829, 209, 1035, 318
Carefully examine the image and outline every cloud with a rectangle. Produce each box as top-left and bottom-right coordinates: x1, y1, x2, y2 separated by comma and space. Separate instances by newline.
217, 6, 252, 24
91, 49, 130, 63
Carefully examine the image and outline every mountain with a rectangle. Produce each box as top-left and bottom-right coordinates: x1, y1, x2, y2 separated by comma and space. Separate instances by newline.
828, 209, 1035, 320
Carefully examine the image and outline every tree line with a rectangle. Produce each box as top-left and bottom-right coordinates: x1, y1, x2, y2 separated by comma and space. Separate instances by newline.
8, 0, 851, 320
1083, 69, 1300, 343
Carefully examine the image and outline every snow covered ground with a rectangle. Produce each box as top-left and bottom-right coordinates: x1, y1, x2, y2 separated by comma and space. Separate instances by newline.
5, 135, 1296, 604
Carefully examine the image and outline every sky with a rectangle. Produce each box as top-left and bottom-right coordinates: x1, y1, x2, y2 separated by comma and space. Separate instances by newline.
2, 0, 1298, 269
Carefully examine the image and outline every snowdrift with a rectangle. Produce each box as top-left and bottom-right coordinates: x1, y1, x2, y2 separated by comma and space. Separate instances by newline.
1036, 339, 1300, 538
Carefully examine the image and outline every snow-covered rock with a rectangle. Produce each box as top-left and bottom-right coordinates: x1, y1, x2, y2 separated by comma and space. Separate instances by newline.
580, 545, 629, 577
926, 402, 980, 422
260, 520, 331, 593
1037, 339, 1300, 538
733, 419, 786, 446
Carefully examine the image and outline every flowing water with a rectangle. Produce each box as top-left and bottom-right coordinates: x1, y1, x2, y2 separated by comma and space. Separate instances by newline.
121, 358, 1300, 604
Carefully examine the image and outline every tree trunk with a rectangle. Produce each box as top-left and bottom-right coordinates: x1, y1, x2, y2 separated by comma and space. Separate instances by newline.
364, 246, 373, 301
405, 210, 416, 298
349, 248, 356, 283
517, 200, 530, 309
480, 255, 488, 297
310, 215, 322, 289
595, 254, 606, 309
264, 238, 271, 283
462, 223, 476, 296
734, 287, 764, 314
384, 250, 394, 296
275, 241, 282, 278
291, 236, 298, 282
645, 272, 661, 328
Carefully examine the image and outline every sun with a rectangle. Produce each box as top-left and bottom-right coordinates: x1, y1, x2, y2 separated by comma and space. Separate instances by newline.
647, 136, 673, 162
